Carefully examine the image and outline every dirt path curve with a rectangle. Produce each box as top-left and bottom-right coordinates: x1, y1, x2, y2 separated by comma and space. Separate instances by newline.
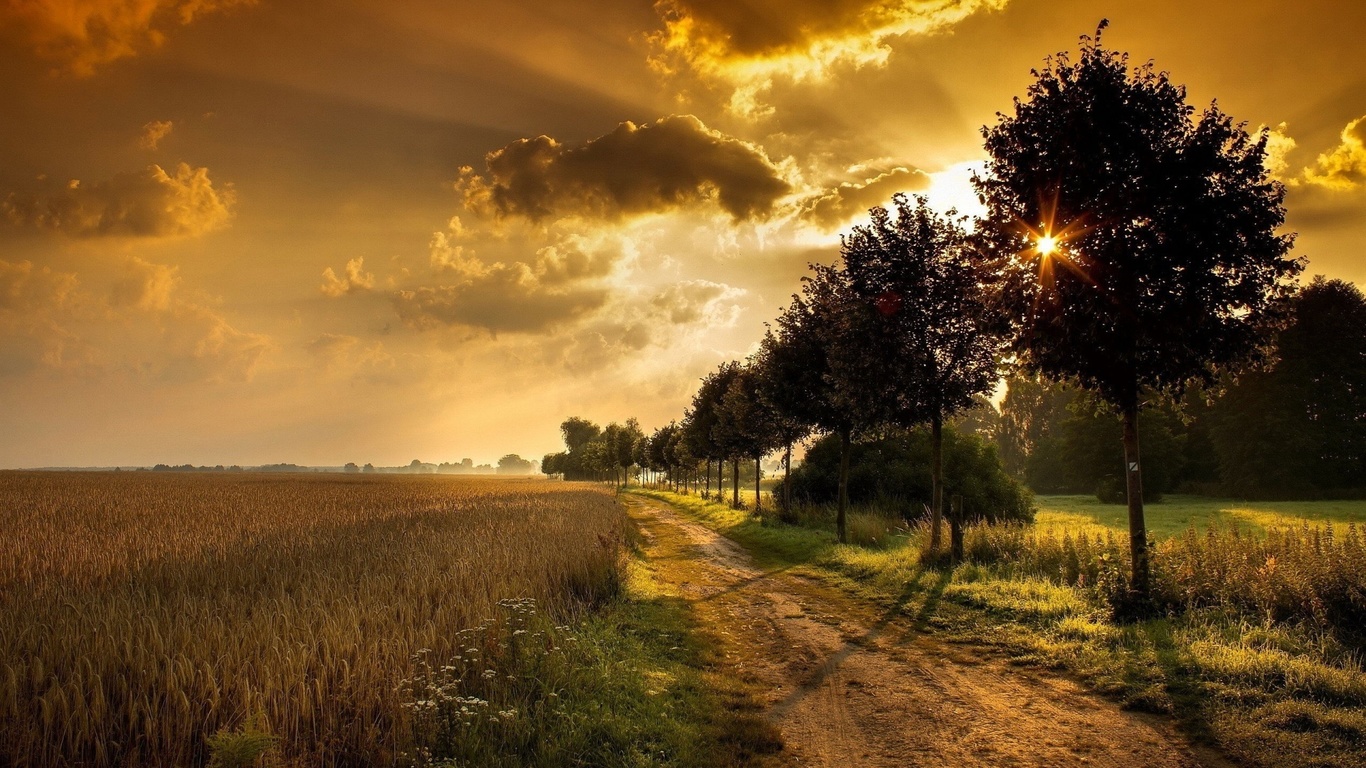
625, 495, 1219, 768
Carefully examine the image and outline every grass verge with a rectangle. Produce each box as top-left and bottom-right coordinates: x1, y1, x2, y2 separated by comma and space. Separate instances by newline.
629, 487, 1366, 768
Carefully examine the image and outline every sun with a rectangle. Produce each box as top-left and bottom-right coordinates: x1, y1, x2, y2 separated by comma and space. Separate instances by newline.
1036, 234, 1060, 256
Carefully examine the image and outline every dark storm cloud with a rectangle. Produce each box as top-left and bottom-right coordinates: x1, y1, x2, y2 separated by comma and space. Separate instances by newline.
458, 115, 792, 223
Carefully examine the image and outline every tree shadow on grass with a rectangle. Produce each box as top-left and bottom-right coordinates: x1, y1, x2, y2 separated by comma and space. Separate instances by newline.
1119, 619, 1220, 752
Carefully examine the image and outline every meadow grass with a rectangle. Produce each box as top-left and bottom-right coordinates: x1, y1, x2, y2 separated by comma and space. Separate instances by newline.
632, 486, 1366, 768
0, 472, 771, 767
1035, 494, 1366, 539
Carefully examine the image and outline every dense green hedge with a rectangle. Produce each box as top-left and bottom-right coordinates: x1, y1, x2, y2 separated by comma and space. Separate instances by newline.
779, 426, 1034, 523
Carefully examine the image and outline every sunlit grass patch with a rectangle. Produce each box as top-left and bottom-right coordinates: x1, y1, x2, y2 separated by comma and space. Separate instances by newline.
1187, 640, 1366, 705
1054, 615, 1120, 643
946, 577, 1091, 621
1217, 699, 1366, 768
1036, 494, 1366, 539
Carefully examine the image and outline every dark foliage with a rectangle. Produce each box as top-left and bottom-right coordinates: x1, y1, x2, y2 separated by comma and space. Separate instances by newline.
976, 28, 1301, 410
780, 427, 1034, 524
1212, 278, 1366, 497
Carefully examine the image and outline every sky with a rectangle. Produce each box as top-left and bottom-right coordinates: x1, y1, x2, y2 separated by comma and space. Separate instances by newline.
1, 0, 1363, 468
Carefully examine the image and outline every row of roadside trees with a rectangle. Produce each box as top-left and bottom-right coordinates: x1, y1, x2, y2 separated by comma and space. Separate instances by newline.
550, 28, 1308, 606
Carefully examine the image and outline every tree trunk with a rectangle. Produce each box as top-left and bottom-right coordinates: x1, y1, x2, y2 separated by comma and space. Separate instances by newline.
837, 429, 851, 544
783, 441, 792, 514
732, 459, 740, 508
755, 456, 762, 511
950, 494, 964, 564
1122, 402, 1151, 601
705, 460, 711, 499
930, 414, 944, 552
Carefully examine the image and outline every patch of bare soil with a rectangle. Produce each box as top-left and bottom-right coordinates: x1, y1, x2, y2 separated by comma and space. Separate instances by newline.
625, 496, 1218, 768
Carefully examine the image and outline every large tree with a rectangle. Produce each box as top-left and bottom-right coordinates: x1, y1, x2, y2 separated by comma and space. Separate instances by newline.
842, 194, 1002, 551
976, 25, 1301, 600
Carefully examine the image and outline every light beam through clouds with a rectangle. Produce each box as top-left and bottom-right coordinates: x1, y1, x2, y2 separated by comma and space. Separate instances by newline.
0, 0, 1362, 466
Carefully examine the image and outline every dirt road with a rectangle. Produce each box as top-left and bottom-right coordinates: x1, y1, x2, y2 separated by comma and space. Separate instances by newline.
625, 495, 1219, 768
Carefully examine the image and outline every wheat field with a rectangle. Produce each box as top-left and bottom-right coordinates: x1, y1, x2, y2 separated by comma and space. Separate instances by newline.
0, 472, 625, 767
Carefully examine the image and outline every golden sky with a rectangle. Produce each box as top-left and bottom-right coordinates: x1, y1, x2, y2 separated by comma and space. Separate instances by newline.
2, 0, 1363, 467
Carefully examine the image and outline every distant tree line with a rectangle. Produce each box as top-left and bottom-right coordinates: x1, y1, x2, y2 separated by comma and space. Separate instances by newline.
982, 277, 1366, 501
344, 457, 534, 475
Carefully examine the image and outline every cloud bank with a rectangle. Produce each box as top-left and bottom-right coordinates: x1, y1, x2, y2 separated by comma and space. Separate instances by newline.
393, 235, 626, 335
1, 256, 268, 381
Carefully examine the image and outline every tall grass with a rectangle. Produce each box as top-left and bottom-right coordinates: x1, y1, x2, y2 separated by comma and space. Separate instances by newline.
943, 519, 1366, 639
0, 472, 626, 767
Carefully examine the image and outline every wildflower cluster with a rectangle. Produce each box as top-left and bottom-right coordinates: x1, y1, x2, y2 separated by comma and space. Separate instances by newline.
398, 598, 576, 767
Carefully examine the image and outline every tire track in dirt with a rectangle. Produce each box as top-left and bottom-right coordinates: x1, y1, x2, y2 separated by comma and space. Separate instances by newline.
626, 495, 1220, 768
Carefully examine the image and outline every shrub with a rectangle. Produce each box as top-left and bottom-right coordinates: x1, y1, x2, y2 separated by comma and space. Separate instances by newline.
780, 426, 1034, 523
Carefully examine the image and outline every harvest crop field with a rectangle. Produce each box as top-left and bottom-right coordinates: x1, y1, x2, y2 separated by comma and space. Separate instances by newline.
0, 472, 628, 767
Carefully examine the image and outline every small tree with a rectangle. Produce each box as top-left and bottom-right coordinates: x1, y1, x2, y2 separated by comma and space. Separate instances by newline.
773, 262, 892, 542
687, 363, 743, 501
719, 362, 779, 510
976, 24, 1301, 602
842, 194, 1002, 551
754, 328, 814, 515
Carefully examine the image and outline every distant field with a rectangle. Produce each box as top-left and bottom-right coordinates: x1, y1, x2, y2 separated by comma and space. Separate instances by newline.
1035, 494, 1366, 539
0, 472, 625, 767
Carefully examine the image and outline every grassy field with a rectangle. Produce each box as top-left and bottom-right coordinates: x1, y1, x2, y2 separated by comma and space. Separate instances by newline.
631, 486, 1366, 768
0, 472, 767, 767
1035, 494, 1366, 539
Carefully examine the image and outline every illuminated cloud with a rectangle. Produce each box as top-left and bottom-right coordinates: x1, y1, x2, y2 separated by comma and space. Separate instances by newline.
649, 279, 747, 326
799, 167, 931, 229
110, 256, 176, 311
394, 272, 607, 335
394, 234, 629, 335
320, 257, 376, 297
304, 333, 395, 375
0, 258, 93, 373
156, 299, 269, 382
3, 0, 258, 75
458, 115, 792, 223
1262, 123, 1297, 179
1302, 115, 1366, 191
0, 256, 267, 381
649, 0, 1009, 116
1, 163, 235, 238
113, 257, 270, 382
139, 120, 174, 150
